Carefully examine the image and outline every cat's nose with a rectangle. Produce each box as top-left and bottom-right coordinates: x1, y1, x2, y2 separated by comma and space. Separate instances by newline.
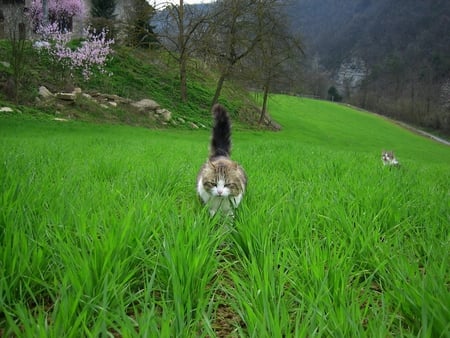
217, 189, 223, 196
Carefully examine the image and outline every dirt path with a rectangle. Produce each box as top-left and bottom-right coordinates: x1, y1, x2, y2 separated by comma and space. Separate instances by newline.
392, 120, 450, 146
340, 103, 450, 146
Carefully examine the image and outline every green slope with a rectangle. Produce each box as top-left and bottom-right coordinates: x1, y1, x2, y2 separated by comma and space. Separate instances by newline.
264, 95, 450, 165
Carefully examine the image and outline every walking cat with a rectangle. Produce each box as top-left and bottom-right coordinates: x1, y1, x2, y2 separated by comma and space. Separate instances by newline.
381, 150, 400, 166
197, 104, 247, 216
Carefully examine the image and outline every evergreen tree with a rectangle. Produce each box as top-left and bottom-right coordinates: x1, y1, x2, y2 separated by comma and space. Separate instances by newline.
123, 0, 158, 48
89, 0, 117, 38
327, 86, 342, 102
90, 0, 117, 20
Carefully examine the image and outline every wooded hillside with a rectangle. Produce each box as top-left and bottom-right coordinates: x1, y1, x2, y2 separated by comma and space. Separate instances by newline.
288, 0, 450, 134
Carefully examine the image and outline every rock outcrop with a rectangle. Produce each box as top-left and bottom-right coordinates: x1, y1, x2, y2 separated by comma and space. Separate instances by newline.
37, 86, 182, 125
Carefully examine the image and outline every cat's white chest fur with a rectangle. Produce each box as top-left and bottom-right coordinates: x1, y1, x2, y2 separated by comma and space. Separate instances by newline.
197, 177, 243, 216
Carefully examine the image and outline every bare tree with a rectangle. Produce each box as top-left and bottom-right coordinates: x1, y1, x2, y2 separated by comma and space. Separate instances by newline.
201, 0, 271, 108
248, 1, 304, 123
156, 1, 212, 102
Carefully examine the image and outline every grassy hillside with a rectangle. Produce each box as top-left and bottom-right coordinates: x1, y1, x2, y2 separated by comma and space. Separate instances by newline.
0, 96, 449, 336
0, 42, 260, 129
267, 95, 450, 164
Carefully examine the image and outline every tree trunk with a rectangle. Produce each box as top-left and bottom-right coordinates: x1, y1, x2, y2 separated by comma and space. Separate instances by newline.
42, 0, 48, 25
180, 52, 187, 102
259, 84, 270, 124
410, 80, 416, 121
211, 73, 226, 109
178, 0, 187, 102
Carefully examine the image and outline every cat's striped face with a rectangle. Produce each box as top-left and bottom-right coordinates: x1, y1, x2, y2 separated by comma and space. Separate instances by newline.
200, 158, 246, 198
203, 178, 233, 197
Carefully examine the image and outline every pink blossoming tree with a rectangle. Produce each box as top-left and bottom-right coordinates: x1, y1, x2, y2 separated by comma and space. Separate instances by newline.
35, 23, 114, 81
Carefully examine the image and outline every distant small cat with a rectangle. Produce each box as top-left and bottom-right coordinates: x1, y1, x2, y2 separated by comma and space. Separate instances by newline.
197, 104, 247, 216
381, 150, 400, 166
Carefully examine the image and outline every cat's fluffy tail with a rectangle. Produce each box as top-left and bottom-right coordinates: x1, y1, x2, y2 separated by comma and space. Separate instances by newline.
210, 104, 231, 158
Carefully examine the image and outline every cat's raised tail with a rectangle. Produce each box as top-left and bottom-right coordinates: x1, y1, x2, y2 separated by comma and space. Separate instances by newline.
210, 104, 231, 158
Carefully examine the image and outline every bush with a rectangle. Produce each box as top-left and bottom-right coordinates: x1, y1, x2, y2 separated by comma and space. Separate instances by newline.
327, 86, 342, 102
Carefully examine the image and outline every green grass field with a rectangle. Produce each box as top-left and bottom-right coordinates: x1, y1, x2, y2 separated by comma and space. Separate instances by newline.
1, 95, 449, 337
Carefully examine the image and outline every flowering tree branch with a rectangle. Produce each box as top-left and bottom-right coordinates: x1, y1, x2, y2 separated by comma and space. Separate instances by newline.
34, 23, 114, 81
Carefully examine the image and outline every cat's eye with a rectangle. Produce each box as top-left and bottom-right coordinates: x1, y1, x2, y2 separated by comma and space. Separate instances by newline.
205, 181, 216, 188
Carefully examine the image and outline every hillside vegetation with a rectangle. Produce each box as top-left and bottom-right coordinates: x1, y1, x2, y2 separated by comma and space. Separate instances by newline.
1, 95, 449, 336
292, 0, 450, 70
0, 42, 261, 129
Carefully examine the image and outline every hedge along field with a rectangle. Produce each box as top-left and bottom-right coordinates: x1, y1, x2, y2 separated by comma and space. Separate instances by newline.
0, 96, 449, 337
